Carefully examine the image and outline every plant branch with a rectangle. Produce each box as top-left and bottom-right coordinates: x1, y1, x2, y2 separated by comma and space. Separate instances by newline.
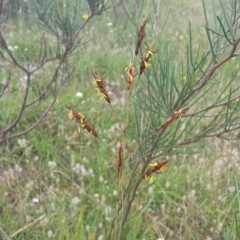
0, 97, 57, 143
173, 116, 240, 147
0, 2, 107, 144
0, 80, 8, 97
183, 94, 240, 117
0, 31, 29, 73
182, 37, 240, 104
1, 73, 31, 137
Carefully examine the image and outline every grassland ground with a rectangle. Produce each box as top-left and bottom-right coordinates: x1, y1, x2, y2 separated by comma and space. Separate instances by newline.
0, 0, 240, 239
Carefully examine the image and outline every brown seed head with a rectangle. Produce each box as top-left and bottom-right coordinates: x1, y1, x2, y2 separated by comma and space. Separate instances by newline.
92, 72, 111, 103
125, 64, 137, 89
143, 159, 168, 180
135, 18, 148, 56
156, 106, 188, 131
67, 105, 98, 138
139, 48, 156, 75
118, 143, 124, 181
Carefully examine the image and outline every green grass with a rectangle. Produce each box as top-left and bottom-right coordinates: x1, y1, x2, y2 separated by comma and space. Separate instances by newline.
1, 0, 240, 240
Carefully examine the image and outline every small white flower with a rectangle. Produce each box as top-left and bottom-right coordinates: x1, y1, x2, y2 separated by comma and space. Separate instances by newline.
98, 235, 104, 240
26, 180, 34, 189
48, 161, 57, 168
14, 164, 23, 173
47, 230, 54, 238
107, 22, 113, 26
218, 222, 223, 231
1, 78, 7, 85
165, 181, 170, 188
26, 215, 32, 222
50, 203, 55, 211
76, 92, 83, 98
88, 168, 93, 175
228, 186, 236, 193
17, 138, 27, 148
32, 198, 39, 204
99, 176, 104, 182
75, 163, 81, 172
206, 237, 212, 240
33, 156, 39, 162
71, 197, 80, 205
177, 207, 181, 213
190, 189, 196, 197
94, 193, 100, 198
218, 195, 223, 201
148, 187, 154, 194
80, 165, 86, 175
105, 206, 112, 215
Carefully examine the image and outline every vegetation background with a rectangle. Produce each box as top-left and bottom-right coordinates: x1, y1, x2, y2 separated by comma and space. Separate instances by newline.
0, 0, 240, 240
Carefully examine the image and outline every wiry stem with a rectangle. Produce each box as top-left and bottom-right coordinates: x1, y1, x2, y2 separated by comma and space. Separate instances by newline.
0, 2, 107, 144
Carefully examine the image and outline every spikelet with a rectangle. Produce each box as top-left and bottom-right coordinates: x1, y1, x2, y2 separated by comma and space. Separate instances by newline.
67, 105, 98, 138
125, 64, 137, 89
156, 106, 188, 131
117, 143, 124, 182
135, 18, 148, 56
67, 105, 84, 123
143, 159, 168, 180
83, 121, 98, 138
92, 72, 111, 103
139, 48, 156, 75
